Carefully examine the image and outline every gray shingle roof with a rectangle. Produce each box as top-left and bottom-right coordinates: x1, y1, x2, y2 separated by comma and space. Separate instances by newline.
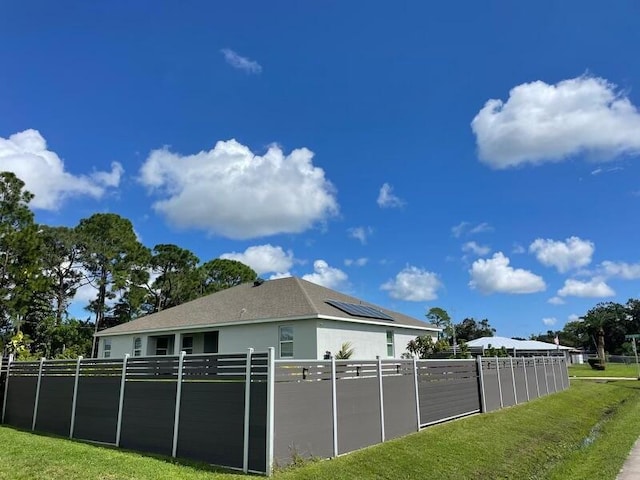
96, 276, 437, 336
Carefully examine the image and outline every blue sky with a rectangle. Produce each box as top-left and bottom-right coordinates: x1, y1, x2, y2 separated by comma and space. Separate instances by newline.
2, 1, 640, 338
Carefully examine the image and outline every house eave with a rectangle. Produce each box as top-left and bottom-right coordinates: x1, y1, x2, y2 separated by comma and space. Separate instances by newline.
95, 313, 439, 337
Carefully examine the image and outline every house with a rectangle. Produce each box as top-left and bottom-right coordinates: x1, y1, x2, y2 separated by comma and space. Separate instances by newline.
95, 276, 440, 360
466, 336, 573, 358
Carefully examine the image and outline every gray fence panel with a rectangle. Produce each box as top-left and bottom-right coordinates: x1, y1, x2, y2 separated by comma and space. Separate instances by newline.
177, 382, 245, 468
248, 381, 267, 473
74, 377, 121, 443
120, 382, 176, 456
553, 359, 564, 390
418, 378, 480, 423
383, 374, 418, 439
481, 360, 501, 412
538, 359, 549, 396
524, 360, 539, 400
336, 376, 381, 455
499, 360, 516, 407
513, 359, 527, 404
544, 359, 556, 394
35, 376, 75, 436
4, 376, 37, 429
561, 359, 570, 389
274, 380, 333, 464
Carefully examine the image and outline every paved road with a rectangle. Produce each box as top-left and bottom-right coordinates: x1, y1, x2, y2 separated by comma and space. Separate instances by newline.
617, 438, 640, 480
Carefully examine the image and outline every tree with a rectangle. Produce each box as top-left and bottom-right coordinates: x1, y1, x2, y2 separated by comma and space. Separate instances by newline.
75, 213, 148, 356
455, 317, 496, 342
39, 226, 86, 325
145, 244, 200, 312
0, 172, 44, 337
426, 307, 453, 340
406, 335, 450, 359
198, 258, 257, 295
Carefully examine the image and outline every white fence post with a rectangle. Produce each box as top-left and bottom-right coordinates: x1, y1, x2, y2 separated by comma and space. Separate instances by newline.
2, 356, 13, 423
522, 357, 530, 402
69, 356, 83, 438
32, 357, 45, 431
377, 357, 385, 442
510, 357, 518, 405
476, 356, 486, 413
172, 351, 186, 458
413, 357, 421, 429
265, 348, 275, 477
331, 356, 338, 458
533, 357, 540, 397
242, 348, 254, 474
115, 354, 129, 446
495, 357, 503, 408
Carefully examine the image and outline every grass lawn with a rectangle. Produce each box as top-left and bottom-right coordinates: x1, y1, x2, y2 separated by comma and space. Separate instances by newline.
2, 381, 640, 479
569, 362, 640, 378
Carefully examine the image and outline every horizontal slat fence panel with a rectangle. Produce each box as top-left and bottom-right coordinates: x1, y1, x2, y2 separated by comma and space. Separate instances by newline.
417, 360, 481, 424
481, 359, 502, 412
36, 361, 77, 436
273, 362, 333, 465
381, 360, 418, 439
498, 359, 516, 407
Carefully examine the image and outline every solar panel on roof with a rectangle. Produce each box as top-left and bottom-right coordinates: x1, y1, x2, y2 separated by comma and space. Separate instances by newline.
326, 299, 394, 321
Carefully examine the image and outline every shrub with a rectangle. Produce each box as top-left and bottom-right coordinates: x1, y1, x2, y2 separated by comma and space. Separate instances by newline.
588, 358, 606, 370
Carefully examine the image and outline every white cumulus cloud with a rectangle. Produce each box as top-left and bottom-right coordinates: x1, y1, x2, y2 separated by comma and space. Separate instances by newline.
220, 48, 262, 74
377, 183, 405, 208
348, 226, 373, 245
469, 252, 546, 294
380, 266, 442, 301
220, 244, 294, 276
529, 236, 594, 273
462, 241, 491, 256
0, 129, 123, 210
302, 260, 348, 290
548, 296, 565, 305
557, 278, 615, 298
542, 317, 557, 326
471, 75, 640, 168
139, 139, 338, 239
599, 261, 640, 280
568, 314, 581, 322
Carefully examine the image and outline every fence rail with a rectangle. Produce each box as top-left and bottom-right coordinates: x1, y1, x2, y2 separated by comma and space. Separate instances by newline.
0, 353, 569, 476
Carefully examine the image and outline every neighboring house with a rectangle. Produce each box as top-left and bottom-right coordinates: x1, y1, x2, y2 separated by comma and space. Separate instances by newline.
466, 336, 573, 358
95, 276, 440, 360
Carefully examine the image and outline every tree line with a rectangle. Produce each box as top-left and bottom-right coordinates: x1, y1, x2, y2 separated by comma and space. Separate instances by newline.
418, 301, 640, 360
0, 172, 257, 360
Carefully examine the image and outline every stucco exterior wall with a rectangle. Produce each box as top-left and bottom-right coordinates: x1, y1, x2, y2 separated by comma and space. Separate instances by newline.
97, 319, 319, 359
97, 319, 436, 360
316, 320, 436, 359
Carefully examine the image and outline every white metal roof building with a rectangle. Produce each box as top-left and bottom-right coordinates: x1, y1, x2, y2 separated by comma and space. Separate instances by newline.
466, 336, 573, 357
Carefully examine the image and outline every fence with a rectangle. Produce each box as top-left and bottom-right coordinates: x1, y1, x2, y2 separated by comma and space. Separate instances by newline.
1, 352, 569, 475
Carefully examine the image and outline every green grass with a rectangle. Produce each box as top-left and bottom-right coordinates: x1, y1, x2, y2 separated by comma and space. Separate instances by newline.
1, 381, 640, 479
569, 362, 640, 378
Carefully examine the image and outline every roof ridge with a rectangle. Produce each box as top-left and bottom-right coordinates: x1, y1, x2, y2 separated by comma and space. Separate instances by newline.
294, 277, 321, 314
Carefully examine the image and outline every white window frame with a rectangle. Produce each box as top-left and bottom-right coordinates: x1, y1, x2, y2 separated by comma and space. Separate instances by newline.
386, 330, 394, 358
279, 326, 294, 358
103, 339, 112, 358
133, 337, 142, 357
